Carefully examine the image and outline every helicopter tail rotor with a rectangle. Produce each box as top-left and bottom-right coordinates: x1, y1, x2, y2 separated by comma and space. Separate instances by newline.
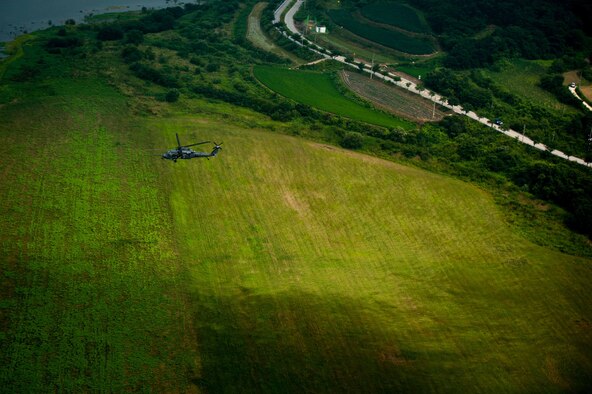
211, 142, 223, 157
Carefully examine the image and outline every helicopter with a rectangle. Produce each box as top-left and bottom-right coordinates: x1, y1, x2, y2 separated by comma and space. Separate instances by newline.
161, 133, 222, 162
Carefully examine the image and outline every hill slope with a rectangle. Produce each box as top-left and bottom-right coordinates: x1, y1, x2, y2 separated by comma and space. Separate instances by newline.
2, 78, 591, 392
157, 117, 592, 392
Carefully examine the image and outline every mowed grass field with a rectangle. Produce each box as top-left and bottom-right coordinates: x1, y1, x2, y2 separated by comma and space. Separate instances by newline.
254, 65, 414, 130
159, 116, 592, 392
1, 77, 592, 392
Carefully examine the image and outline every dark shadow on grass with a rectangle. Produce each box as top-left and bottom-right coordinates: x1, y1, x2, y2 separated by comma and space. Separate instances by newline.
189, 290, 438, 394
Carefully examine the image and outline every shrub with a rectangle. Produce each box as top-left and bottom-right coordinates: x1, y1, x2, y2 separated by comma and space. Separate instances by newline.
340, 132, 364, 149
97, 26, 123, 41
121, 46, 144, 63
165, 89, 180, 102
45, 37, 83, 50
129, 63, 179, 87
124, 29, 144, 45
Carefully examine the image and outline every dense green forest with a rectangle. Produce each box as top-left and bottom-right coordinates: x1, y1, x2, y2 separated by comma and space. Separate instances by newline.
344, 0, 591, 69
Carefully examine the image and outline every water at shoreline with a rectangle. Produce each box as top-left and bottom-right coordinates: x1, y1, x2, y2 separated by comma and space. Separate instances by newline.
0, 0, 191, 44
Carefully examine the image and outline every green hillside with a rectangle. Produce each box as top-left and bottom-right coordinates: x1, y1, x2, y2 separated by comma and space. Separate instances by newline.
361, 2, 431, 34
327, 8, 436, 55
1, 1, 592, 392
2, 75, 591, 391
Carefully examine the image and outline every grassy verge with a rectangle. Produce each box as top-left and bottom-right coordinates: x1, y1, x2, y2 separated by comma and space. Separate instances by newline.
246, 2, 302, 64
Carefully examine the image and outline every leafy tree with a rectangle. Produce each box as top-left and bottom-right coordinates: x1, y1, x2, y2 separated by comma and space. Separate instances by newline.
340, 132, 364, 149
165, 89, 180, 103
124, 29, 144, 45
121, 46, 144, 63
97, 26, 123, 41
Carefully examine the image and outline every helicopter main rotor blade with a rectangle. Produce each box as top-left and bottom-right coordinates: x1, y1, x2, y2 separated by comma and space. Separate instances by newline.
176, 133, 182, 148
183, 141, 211, 148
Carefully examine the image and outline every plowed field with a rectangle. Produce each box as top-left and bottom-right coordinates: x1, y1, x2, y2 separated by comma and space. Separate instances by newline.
341, 71, 448, 121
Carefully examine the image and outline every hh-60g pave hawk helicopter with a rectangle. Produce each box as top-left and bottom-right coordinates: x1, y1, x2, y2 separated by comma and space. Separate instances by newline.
161, 133, 222, 162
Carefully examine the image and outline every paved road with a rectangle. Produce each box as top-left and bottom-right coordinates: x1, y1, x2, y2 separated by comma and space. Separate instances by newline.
283, 0, 302, 33
569, 86, 592, 112
273, 0, 291, 24
278, 1, 591, 168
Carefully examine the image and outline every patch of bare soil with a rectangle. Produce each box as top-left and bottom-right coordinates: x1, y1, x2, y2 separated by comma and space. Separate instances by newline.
283, 190, 309, 216
579, 85, 592, 102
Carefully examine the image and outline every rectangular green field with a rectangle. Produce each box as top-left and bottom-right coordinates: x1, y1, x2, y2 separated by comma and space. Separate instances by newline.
254, 65, 414, 129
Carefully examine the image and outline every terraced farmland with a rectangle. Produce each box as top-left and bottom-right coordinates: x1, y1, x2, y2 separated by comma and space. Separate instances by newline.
254, 65, 414, 129
328, 9, 436, 55
341, 71, 448, 121
361, 2, 431, 34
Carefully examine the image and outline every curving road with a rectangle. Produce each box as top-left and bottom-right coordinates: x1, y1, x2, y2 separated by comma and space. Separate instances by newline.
273, 0, 292, 24
569, 85, 592, 112
277, 0, 591, 168
283, 0, 303, 34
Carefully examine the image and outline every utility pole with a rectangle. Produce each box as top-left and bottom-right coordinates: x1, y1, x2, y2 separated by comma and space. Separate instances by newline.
432, 101, 436, 119
370, 54, 374, 79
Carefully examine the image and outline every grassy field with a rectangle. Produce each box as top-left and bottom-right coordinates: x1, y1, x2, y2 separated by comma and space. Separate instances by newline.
395, 63, 436, 79
1, 72, 592, 392
361, 2, 431, 34
328, 9, 436, 55
254, 65, 414, 129
341, 71, 448, 121
2, 6, 592, 392
316, 31, 404, 64
0, 79, 199, 392
159, 116, 592, 392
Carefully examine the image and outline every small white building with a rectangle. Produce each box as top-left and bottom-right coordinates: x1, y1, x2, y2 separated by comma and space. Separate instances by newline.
315, 26, 327, 34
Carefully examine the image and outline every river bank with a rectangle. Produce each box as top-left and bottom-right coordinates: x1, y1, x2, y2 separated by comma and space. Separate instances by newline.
0, 0, 188, 43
